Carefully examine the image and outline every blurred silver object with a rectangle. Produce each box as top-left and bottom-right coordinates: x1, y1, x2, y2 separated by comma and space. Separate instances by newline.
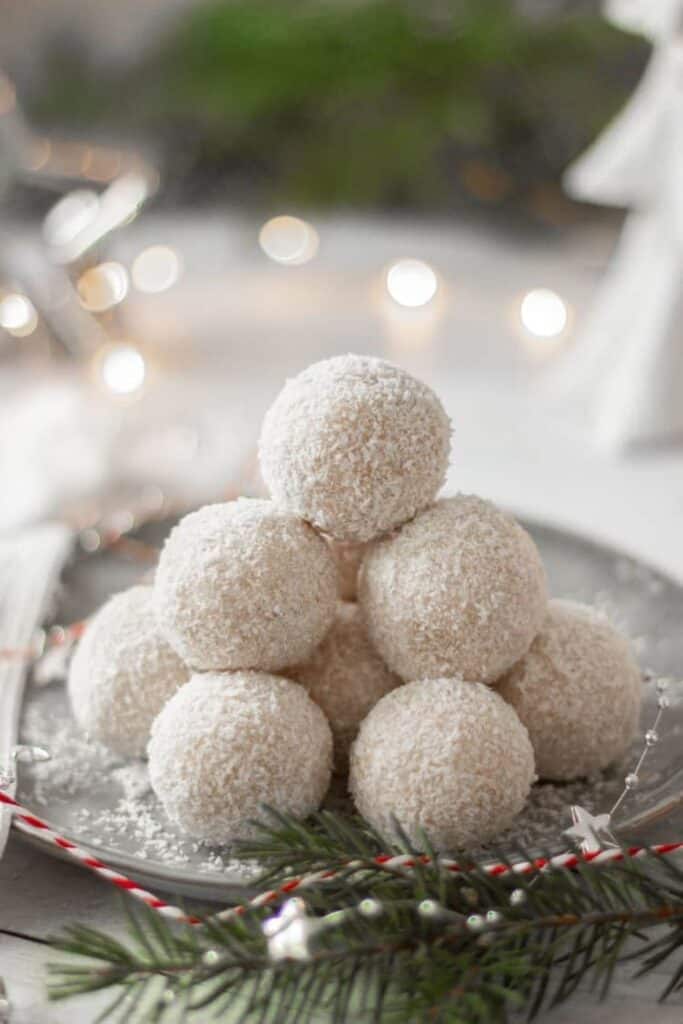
0, 67, 158, 360
0, 977, 10, 1024
0, 525, 73, 860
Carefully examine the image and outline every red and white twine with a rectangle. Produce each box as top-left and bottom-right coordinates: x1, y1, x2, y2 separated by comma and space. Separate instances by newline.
0, 790, 199, 924
2, 788, 683, 928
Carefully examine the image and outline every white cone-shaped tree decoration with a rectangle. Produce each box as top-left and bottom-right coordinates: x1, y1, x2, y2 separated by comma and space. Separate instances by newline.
557, 0, 683, 449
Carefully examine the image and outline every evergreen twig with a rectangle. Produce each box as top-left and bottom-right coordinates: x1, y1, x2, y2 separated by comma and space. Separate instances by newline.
48, 810, 683, 1022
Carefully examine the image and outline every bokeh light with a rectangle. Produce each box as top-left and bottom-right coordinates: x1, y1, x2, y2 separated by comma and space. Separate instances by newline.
259, 216, 319, 265
386, 259, 438, 308
519, 288, 568, 338
105, 172, 150, 226
81, 145, 123, 183
77, 262, 129, 312
0, 74, 16, 115
0, 294, 38, 337
43, 190, 100, 248
22, 137, 51, 173
98, 344, 146, 396
132, 246, 182, 293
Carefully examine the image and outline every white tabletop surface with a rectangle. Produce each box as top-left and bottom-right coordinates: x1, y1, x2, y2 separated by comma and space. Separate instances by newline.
2, 210, 683, 1021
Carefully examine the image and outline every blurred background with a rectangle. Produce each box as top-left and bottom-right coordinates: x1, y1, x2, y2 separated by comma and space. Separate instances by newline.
1, 0, 682, 575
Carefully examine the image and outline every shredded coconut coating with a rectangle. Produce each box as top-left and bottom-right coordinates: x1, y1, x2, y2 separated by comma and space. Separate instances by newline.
496, 599, 642, 781
327, 540, 368, 601
258, 354, 452, 543
154, 499, 338, 671
350, 678, 535, 850
287, 601, 402, 772
68, 585, 189, 758
359, 495, 547, 683
147, 672, 333, 842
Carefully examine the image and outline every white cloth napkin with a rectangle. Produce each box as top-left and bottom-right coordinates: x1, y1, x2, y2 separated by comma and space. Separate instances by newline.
0, 523, 73, 858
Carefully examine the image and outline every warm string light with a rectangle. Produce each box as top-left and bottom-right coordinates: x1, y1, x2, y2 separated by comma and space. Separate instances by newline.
77, 262, 129, 312
386, 259, 438, 308
43, 190, 101, 248
132, 246, 182, 293
0, 293, 38, 337
259, 216, 319, 265
37, 194, 573, 365
44, 172, 153, 264
519, 287, 568, 339
94, 342, 147, 398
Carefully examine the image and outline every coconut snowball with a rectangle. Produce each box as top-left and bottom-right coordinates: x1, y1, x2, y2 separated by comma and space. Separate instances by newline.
68, 585, 189, 758
359, 495, 547, 683
288, 601, 402, 772
496, 599, 642, 781
350, 678, 535, 850
327, 540, 368, 601
154, 499, 338, 671
258, 355, 451, 543
148, 672, 333, 841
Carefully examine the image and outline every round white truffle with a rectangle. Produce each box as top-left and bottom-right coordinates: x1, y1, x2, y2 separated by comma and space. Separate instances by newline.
148, 672, 333, 841
496, 599, 642, 781
288, 602, 402, 772
154, 499, 338, 671
258, 354, 451, 543
350, 678, 535, 850
359, 495, 547, 683
68, 585, 189, 758
327, 540, 367, 602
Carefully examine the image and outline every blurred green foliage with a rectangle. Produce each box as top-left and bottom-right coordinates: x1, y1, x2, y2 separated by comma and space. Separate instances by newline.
33, 0, 646, 211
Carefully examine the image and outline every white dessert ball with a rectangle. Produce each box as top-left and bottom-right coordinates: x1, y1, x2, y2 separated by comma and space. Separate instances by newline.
148, 672, 333, 841
327, 540, 367, 602
154, 498, 337, 671
288, 601, 402, 772
359, 495, 547, 683
496, 599, 642, 781
68, 585, 189, 758
258, 354, 451, 543
350, 678, 535, 850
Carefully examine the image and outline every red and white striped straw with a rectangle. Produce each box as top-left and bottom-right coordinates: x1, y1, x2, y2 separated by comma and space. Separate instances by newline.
3, 789, 683, 928
0, 790, 199, 924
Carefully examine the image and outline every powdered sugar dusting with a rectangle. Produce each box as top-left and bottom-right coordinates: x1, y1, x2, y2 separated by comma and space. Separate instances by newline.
16, 673, 670, 871
18, 682, 257, 879
497, 599, 643, 781
259, 355, 452, 542
68, 585, 189, 758
287, 601, 402, 772
154, 499, 338, 672
350, 678, 536, 850
148, 672, 333, 843
359, 495, 547, 683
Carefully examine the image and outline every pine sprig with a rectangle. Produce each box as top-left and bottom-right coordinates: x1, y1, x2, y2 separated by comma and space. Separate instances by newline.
48, 810, 683, 1023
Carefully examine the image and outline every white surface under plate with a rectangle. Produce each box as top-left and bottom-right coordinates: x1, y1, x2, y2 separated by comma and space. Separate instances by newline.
14, 517, 683, 901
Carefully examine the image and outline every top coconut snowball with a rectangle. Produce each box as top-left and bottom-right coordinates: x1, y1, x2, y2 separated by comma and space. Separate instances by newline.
258, 355, 452, 542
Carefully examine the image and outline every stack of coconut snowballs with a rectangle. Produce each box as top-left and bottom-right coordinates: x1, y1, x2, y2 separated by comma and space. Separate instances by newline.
68, 355, 643, 852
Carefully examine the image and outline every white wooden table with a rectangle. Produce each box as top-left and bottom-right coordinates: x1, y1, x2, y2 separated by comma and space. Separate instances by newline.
3, 211, 683, 1020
